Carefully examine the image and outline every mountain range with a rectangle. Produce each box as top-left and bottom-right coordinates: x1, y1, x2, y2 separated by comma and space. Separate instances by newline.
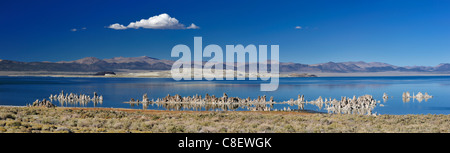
1, 56, 450, 73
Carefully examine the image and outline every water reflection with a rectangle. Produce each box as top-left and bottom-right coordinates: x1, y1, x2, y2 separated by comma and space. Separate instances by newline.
126, 93, 276, 111
131, 102, 274, 112
313, 84, 390, 90
125, 93, 382, 115
383, 93, 389, 102
402, 92, 433, 103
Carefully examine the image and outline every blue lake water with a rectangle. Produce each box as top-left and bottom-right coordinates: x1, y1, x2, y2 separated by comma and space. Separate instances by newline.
0, 76, 449, 115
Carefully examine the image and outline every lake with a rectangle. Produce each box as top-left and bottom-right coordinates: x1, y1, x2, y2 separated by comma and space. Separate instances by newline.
0, 76, 449, 115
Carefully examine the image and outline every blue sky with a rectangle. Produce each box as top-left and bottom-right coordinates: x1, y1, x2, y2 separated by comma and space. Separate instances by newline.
1, 0, 450, 66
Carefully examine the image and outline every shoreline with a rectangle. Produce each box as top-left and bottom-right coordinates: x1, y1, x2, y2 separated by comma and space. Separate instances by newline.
0, 105, 317, 115
56, 106, 318, 115
2, 105, 449, 115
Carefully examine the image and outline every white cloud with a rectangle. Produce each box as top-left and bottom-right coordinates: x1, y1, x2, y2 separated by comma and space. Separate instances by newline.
71, 27, 87, 32
108, 23, 127, 30
127, 13, 185, 29
295, 26, 302, 29
108, 13, 198, 30
186, 23, 200, 29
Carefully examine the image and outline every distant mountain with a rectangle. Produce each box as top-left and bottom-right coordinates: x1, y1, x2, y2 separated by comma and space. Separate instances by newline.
57, 56, 174, 65
280, 61, 450, 73
58, 57, 101, 65
279, 63, 318, 72
434, 63, 450, 72
103, 56, 174, 65
315, 62, 363, 72
1, 56, 450, 73
340, 61, 397, 68
0, 56, 174, 72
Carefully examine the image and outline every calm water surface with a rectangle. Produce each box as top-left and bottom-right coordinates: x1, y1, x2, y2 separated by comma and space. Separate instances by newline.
1, 76, 449, 115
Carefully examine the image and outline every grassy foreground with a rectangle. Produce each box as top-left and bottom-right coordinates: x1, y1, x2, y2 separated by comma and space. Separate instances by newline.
0, 106, 449, 133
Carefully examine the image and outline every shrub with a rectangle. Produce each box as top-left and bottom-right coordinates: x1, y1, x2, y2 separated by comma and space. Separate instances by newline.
151, 115, 160, 120
0, 113, 15, 120
0, 127, 7, 132
284, 124, 295, 132
6, 121, 21, 127
55, 127, 73, 133
168, 125, 185, 133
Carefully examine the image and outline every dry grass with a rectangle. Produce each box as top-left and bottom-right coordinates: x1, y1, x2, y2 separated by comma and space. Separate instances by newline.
0, 106, 448, 133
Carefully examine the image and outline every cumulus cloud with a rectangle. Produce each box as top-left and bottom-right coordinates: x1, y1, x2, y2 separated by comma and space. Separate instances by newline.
295, 26, 302, 29
108, 13, 199, 30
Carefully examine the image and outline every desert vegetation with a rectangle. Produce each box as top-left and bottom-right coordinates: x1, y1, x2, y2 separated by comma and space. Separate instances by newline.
0, 106, 448, 133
